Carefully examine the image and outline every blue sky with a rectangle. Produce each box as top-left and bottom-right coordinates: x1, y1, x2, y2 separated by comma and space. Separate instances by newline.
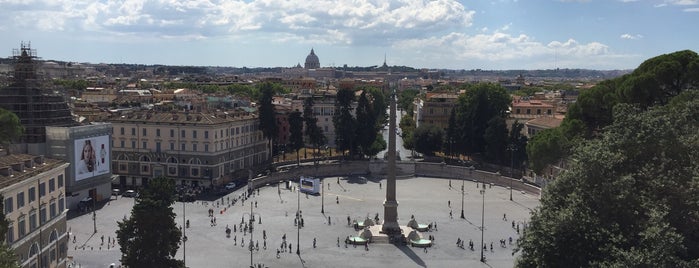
1, 0, 697, 70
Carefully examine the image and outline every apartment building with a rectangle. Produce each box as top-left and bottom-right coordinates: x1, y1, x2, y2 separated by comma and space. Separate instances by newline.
107, 110, 268, 188
1, 154, 70, 268
413, 92, 459, 130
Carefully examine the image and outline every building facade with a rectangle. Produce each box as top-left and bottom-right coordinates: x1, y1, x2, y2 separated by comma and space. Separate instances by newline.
1, 154, 70, 268
413, 92, 459, 130
107, 110, 268, 188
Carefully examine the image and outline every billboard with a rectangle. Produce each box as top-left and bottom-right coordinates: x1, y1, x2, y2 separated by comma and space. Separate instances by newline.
74, 135, 110, 181
299, 176, 320, 195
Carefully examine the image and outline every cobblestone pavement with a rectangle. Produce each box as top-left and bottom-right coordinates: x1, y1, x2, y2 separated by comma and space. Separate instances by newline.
67, 176, 539, 268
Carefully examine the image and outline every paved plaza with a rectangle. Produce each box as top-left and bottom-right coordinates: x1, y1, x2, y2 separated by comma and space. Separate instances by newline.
67, 176, 540, 268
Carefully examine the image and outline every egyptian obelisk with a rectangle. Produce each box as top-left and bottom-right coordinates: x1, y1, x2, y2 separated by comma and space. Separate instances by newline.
382, 89, 400, 234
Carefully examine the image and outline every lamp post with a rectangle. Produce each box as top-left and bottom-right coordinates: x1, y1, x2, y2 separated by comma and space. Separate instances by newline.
182, 201, 186, 266
92, 195, 97, 234
506, 144, 515, 201
319, 164, 324, 214
461, 166, 473, 219
243, 201, 261, 268
480, 186, 486, 263
296, 186, 301, 255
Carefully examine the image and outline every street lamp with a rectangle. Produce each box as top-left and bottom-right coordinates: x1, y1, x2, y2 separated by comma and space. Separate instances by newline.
182, 201, 186, 266
461, 166, 474, 219
319, 164, 324, 214
296, 186, 301, 255
243, 201, 261, 268
506, 144, 516, 201
479, 187, 486, 262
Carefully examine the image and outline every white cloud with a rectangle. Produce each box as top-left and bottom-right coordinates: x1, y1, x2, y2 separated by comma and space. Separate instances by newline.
684, 7, 699, 11
392, 31, 629, 69
620, 33, 643, 40
669, 0, 699, 5
0, 0, 475, 44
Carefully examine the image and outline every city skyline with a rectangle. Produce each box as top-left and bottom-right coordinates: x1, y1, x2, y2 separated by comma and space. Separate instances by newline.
1, 0, 697, 70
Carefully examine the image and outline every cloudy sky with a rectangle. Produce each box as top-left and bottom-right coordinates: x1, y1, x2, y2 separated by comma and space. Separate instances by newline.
1, 0, 697, 70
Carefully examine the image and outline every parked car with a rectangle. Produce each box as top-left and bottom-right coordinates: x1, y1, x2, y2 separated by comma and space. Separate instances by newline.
123, 190, 138, 197
225, 182, 236, 190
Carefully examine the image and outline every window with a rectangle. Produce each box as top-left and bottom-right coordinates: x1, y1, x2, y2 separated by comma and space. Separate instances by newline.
142, 141, 147, 149
156, 129, 160, 137
526, 109, 531, 114
170, 129, 175, 138
120, 140, 125, 148
516, 108, 521, 114
50, 200, 57, 218
58, 197, 65, 213
131, 141, 136, 148
6, 225, 13, 243
547, 109, 552, 115
39, 182, 46, 197
193, 144, 198, 152
156, 142, 161, 153
40, 205, 47, 224
181, 143, 186, 151
49, 178, 55, 193
181, 130, 186, 138
537, 109, 541, 115
191, 168, 199, 177
170, 143, 175, 151
29, 210, 37, 231
18, 216, 26, 237
120, 127, 124, 135
131, 128, 136, 135
142, 128, 147, 136
193, 130, 197, 139
205, 144, 209, 152
3, 197, 12, 214
28, 187, 36, 202
17, 192, 24, 209
58, 175, 64, 188
204, 131, 209, 139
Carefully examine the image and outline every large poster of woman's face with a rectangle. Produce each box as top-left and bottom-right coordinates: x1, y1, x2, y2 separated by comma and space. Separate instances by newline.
74, 135, 110, 181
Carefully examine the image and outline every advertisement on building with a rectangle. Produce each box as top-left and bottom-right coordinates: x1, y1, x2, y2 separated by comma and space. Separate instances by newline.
74, 135, 110, 181
299, 176, 320, 195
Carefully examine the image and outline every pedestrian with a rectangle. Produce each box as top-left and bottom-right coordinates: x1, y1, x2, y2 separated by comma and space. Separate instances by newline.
448, 200, 451, 207
313, 238, 317, 248
336, 196, 339, 204
503, 213, 507, 221
450, 210, 453, 219
289, 243, 292, 253
328, 216, 332, 225
337, 237, 340, 247
379, 182, 382, 189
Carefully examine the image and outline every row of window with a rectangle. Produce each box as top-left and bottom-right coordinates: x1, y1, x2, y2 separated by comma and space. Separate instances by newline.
5, 197, 65, 244
115, 138, 255, 152
514, 108, 553, 115
119, 125, 257, 139
4, 175, 63, 215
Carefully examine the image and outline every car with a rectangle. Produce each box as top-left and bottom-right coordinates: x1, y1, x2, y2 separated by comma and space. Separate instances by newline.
225, 182, 236, 190
123, 190, 137, 197
112, 189, 120, 196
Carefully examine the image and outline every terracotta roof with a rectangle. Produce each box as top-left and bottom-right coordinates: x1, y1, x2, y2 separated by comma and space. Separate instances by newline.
525, 117, 563, 129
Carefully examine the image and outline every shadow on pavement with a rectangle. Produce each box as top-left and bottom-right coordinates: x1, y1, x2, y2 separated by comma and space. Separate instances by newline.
394, 244, 426, 268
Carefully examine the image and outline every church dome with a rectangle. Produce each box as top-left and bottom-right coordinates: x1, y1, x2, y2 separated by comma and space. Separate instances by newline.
304, 49, 320, 69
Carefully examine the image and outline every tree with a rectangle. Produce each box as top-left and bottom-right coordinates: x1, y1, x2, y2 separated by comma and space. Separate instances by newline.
257, 82, 278, 160
516, 97, 699, 267
399, 113, 416, 151
0, 109, 24, 155
303, 97, 325, 162
0, 196, 20, 268
412, 124, 444, 156
355, 91, 377, 158
444, 108, 458, 159
454, 83, 511, 156
483, 116, 508, 164
117, 177, 184, 268
333, 89, 357, 157
287, 111, 304, 166
508, 120, 528, 170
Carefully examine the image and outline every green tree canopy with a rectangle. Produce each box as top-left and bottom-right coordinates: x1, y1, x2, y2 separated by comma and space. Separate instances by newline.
516, 94, 699, 267
453, 83, 511, 157
287, 111, 304, 165
0, 109, 24, 155
117, 177, 184, 268
333, 89, 357, 156
412, 124, 444, 156
0, 196, 20, 268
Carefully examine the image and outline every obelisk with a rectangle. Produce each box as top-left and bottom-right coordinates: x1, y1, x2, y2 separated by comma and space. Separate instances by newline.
382, 89, 400, 234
